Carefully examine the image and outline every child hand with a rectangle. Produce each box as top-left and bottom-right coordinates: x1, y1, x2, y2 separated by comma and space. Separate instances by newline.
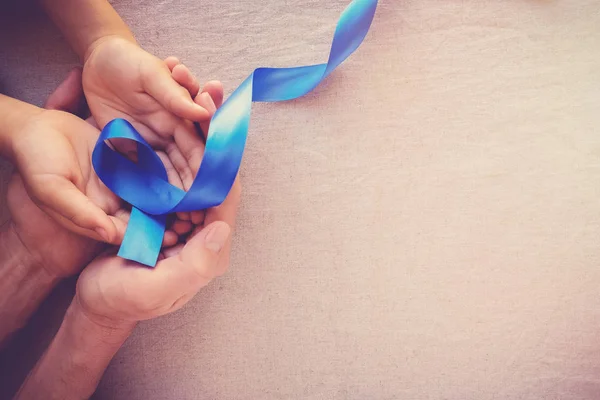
6, 66, 219, 278
83, 37, 223, 224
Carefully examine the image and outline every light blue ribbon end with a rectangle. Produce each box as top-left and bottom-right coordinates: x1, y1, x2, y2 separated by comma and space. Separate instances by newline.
118, 208, 167, 267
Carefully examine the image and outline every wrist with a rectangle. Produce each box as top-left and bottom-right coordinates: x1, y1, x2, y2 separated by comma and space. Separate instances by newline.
16, 298, 135, 399
72, 294, 137, 338
40, 0, 136, 62
83, 33, 137, 65
0, 95, 44, 162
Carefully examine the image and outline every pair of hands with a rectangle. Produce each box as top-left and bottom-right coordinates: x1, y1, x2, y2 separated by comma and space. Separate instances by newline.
7, 37, 240, 327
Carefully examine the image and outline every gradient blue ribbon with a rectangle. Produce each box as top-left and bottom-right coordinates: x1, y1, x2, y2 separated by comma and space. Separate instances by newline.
92, 0, 379, 266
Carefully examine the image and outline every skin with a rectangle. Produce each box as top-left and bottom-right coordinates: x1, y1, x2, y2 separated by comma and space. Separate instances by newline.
0, 61, 237, 346
13, 66, 241, 400
39, 0, 222, 229
0, 1, 240, 396
4, 62, 222, 277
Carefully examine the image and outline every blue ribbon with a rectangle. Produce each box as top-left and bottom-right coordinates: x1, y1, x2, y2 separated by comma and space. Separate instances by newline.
92, 0, 379, 266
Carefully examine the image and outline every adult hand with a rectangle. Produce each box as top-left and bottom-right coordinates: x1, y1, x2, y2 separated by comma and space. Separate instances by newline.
77, 159, 241, 324
6, 69, 126, 277
77, 66, 241, 322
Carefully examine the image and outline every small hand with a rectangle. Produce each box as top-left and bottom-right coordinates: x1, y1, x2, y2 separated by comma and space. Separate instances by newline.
162, 57, 226, 227
5, 66, 209, 278
83, 38, 222, 224
83, 37, 210, 145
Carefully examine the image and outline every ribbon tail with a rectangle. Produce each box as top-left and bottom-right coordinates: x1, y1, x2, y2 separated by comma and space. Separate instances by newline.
118, 207, 166, 267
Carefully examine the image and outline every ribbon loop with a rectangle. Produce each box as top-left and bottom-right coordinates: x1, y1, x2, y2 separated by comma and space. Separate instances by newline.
93, 0, 379, 266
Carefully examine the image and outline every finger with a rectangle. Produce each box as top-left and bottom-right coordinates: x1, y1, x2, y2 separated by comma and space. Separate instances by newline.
164, 56, 180, 71
134, 221, 230, 317
163, 230, 179, 247
195, 92, 217, 139
169, 126, 206, 224
165, 141, 195, 190
177, 212, 191, 221
177, 89, 221, 226
169, 90, 217, 192
169, 85, 222, 188
153, 221, 231, 297
178, 220, 230, 278
172, 219, 193, 236
142, 62, 210, 122
32, 176, 120, 244
156, 150, 185, 191
201, 80, 224, 109
190, 85, 222, 224
171, 64, 201, 99
163, 243, 184, 258
190, 210, 205, 225
44, 67, 85, 115
110, 209, 131, 243
162, 144, 193, 221
107, 215, 128, 243
113, 208, 131, 224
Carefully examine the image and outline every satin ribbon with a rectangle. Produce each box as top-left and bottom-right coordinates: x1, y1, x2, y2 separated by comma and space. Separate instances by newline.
92, 0, 379, 266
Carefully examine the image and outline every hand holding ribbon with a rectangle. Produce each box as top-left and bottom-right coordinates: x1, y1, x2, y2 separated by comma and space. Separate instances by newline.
92, 0, 379, 266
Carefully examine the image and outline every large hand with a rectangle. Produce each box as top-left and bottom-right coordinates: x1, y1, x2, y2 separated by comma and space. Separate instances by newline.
6, 175, 107, 278
76, 69, 240, 322
76, 168, 240, 324
10, 81, 126, 245
6, 69, 127, 277
83, 37, 209, 147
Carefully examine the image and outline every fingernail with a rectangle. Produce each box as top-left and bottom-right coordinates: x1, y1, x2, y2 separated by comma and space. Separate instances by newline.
204, 223, 230, 253
95, 227, 109, 242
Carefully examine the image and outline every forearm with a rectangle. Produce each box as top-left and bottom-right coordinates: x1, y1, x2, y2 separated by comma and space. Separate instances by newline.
16, 298, 136, 400
0, 95, 43, 161
39, 0, 136, 62
0, 227, 58, 347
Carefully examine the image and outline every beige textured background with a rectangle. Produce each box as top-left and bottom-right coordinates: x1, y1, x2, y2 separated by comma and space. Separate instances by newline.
2, 0, 600, 399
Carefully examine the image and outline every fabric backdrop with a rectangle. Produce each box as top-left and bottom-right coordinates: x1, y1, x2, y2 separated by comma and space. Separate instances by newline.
1, 0, 600, 399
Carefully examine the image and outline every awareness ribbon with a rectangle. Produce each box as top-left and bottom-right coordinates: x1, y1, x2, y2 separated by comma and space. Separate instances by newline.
92, 0, 379, 266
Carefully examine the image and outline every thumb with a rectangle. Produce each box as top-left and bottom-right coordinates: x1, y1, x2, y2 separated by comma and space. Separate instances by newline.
143, 63, 210, 122
151, 221, 231, 301
32, 176, 120, 244
180, 221, 231, 266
